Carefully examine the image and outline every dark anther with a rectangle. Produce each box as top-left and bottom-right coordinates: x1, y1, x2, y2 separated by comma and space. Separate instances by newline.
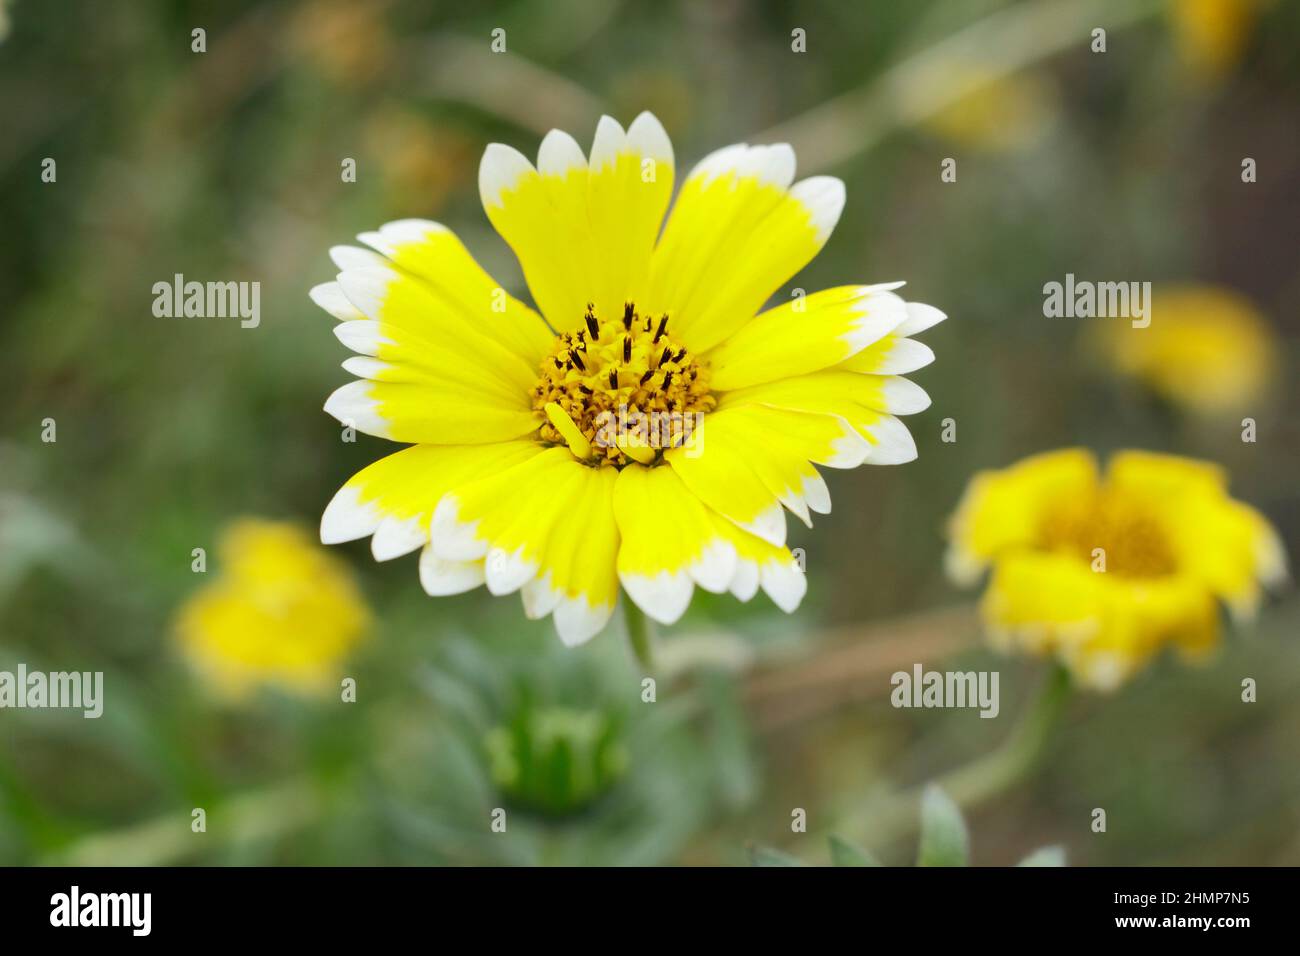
570, 350, 586, 372
578, 384, 593, 395
639, 370, 654, 385
622, 302, 635, 329
673, 348, 686, 363
608, 369, 619, 390
623, 336, 631, 362
553, 358, 563, 370
585, 309, 600, 340
660, 347, 672, 367
653, 315, 668, 343
662, 371, 674, 390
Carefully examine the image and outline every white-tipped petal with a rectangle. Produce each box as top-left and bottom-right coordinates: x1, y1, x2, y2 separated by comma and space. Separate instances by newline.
788, 176, 845, 243
419, 546, 485, 596
478, 142, 535, 210
310, 282, 364, 321
371, 515, 427, 562
894, 302, 947, 338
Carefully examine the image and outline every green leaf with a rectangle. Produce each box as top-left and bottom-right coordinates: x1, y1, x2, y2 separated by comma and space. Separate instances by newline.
916, 785, 970, 867
748, 844, 806, 867
828, 834, 881, 867
1017, 845, 1066, 867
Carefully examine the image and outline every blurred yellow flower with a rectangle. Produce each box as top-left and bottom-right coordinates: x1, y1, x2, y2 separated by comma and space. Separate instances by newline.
1169, 0, 1262, 76
921, 67, 1056, 153
1091, 284, 1278, 417
948, 449, 1285, 690
175, 519, 370, 699
362, 110, 476, 216
289, 0, 392, 87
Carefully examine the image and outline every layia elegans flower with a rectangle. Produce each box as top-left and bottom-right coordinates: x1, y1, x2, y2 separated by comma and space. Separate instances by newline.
1090, 284, 1278, 418
947, 450, 1285, 690
314, 113, 944, 645
175, 519, 371, 699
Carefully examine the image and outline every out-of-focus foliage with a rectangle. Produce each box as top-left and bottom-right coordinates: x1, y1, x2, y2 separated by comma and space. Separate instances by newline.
1, 0, 1297, 865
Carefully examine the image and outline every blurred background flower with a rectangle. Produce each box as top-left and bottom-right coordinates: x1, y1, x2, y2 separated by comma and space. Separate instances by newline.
1168, 0, 1263, 78
1089, 284, 1279, 419
174, 518, 371, 700
947, 449, 1285, 689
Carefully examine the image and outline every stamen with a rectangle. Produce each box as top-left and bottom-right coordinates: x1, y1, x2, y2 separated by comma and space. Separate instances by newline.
544, 402, 592, 460
616, 435, 656, 465
533, 303, 715, 467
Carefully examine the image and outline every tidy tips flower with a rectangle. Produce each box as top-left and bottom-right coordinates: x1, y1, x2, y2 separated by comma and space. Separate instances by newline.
1090, 283, 1278, 418
174, 519, 371, 699
947, 449, 1285, 690
313, 112, 944, 646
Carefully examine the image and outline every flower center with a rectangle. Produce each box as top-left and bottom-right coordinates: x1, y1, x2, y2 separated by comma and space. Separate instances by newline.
532, 302, 715, 466
1038, 492, 1178, 578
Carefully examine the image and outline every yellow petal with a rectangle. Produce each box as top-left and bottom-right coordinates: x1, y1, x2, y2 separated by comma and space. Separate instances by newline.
321, 441, 543, 560
430, 447, 620, 644
613, 464, 737, 625
719, 369, 931, 420
351, 219, 555, 365
946, 449, 1100, 585
323, 379, 539, 445
707, 286, 908, 390
668, 404, 877, 543
645, 144, 844, 353
333, 262, 540, 398
479, 113, 674, 329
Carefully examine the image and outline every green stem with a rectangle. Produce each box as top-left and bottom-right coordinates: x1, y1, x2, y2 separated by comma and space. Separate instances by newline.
835, 664, 1072, 848
937, 663, 1072, 809
622, 600, 657, 672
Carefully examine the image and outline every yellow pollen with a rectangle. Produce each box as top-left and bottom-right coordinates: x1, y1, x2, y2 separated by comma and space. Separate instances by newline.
532, 302, 715, 466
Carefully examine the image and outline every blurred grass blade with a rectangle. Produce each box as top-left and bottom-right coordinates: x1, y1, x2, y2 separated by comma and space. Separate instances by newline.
1018, 846, 1067, 867
916, 784, 969, 867
829, 834, 881, 867
748, 844, 806, 867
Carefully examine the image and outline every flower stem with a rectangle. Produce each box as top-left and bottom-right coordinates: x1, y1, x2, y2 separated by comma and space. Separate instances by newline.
936, 662, 1072, 809
622, 601, 657, 672
833, 663, 1072, 848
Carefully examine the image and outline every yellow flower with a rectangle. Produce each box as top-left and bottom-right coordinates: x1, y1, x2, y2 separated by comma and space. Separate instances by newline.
289, 0, 391, 87
1168, 0, 1261, 77
313, 113, 945, 645
947, 450, 1285, 690
175, 519, 370, 699
362, 109, 476, 217
1091, 284, 1277, 417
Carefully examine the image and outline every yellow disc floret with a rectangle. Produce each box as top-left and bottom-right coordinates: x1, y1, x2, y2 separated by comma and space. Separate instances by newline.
532, 302, 715, 466
1037, 492, 1179, 578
